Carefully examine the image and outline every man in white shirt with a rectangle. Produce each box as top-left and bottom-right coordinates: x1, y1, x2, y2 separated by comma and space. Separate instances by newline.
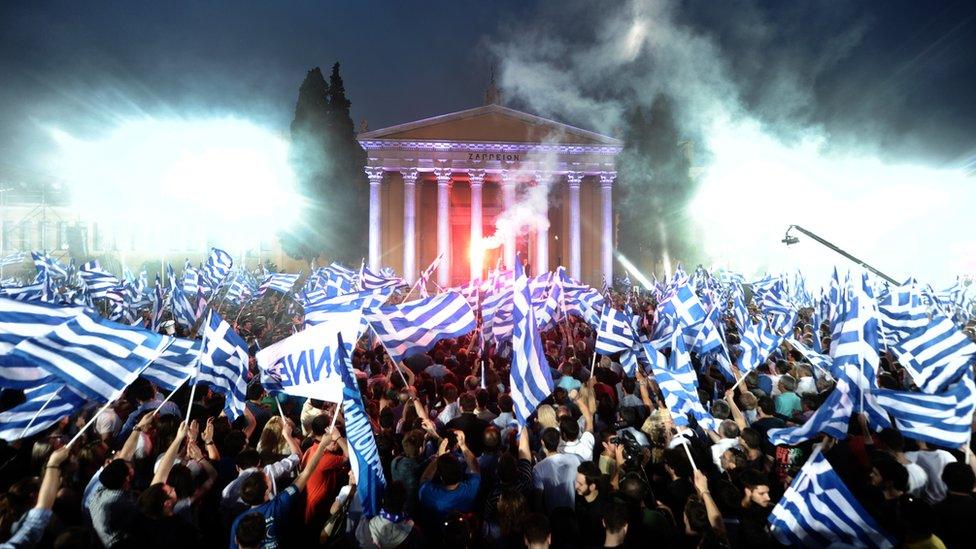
533, 428, 583, 512
435, 383, 461, 426
557, 397, 595, 461
879, 428, 928, 496
906, 443, 957, 503
708, 420, 741, 472
220, 426, 302, 519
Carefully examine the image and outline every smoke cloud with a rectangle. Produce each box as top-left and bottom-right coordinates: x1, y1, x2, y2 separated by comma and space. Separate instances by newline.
490, 0, 976, 286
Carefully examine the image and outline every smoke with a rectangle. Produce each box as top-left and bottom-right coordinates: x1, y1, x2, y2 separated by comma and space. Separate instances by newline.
490, 0, 975, 286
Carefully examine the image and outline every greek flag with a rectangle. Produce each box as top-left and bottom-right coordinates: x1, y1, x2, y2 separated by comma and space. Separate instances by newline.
0, 383, 87, 441
182, 260, 199, 297
652, 283, 707, 346
143, 337, 200, 391
737, 317, 783, 373
692, 304, 729, 361
452, 278, 482, 310
0, 251, 25, 267
365, 292, 476, 365
650, 330, 718, 429
596, 306, 637, 355
878, 281, 976, 393
786, 338, 833, 377
304, 286, 394, 330
875, 372, 976, 447
9, 314, 170, 402
31, 251, 68, 280
225, 271, 258, 304
767, 378, 860, 446
359, 263, 404, 290
761, 280, 798, 335
482, 269, 514, 340
830, 274, 883, 392
335, 333, 387, 516
170, 282, 197, 329
509, 255, 554, 425
563, 285, 604, 327
0, 277, 49, 302
769, 447, 893, 548
258, 273, 300, 296
200, 248, 234, 294
151, 275, 165, 331
0, 298, 90, 388
195, 312, 249, 419
534, 277, 562, 332
729, 286, 750, 334
79, 260, 120, 298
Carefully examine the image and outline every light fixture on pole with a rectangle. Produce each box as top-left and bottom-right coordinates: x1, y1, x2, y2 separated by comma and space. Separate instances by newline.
781, 224, 897, 284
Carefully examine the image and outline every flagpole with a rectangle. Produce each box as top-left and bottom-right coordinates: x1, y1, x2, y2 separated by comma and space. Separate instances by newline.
328, 401, 341, 432
19, 386, 62, 439
274, 396, 287, 423
681, 438, 698, 471
184, 325, 209, 427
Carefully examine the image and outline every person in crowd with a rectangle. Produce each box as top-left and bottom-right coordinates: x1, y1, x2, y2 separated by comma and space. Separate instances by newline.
532, 427, 584, 513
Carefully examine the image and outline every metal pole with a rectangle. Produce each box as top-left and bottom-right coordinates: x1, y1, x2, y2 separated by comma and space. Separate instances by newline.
784, 225, 898, 284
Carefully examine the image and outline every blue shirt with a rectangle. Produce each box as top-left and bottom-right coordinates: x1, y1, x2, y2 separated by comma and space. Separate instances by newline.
117, 397, 181, 442
418, 473, 480, 520
229, 484, 298, 549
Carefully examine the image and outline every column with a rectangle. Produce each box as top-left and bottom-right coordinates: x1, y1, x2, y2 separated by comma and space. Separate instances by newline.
501, 170, 517, 270
567, 172, 583, 280
468, 169, 485, 281
434, 168, 452, 288
401, 168, 418, 284
600, 171, 615, 286
534, 172, 551, 274
366, 167, 384, 271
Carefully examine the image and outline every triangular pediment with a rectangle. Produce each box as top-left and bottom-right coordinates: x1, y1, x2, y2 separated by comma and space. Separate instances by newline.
358, 104, 620, 145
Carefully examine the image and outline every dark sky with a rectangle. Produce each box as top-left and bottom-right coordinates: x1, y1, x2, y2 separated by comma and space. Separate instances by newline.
1, 0, 974, 185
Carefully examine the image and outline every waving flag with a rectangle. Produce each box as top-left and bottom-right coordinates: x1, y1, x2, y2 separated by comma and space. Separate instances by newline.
650, 330, 719, 430
31, 251, 68, 280
365, 292, 476, 365
200, 248, 234, 294
0, 277, 50, 302
359, 263, 404, 290
595, 306, 637, 356
79, 260, 120, 298
257, 313, 361, 401
9, 314, 170, 402
509, 255, 554, 425
195, 312, 249, 419
335, 333, 386, 516
875, 372, 976, 447
0, 251, 25, 267
0, 383, 87, 441
415, 253, 445, 298
258, 273, 300, 296
170, 283, 197, 330
769, 447, 893, 548
0, 298, 90, 388
182, 261, 199, 298
142, 337, 200, 391
304, 286, 394, 329
767, 378, 861, 446
151, 275, 165, 331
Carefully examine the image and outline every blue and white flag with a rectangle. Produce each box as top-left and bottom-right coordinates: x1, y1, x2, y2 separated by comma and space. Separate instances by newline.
31, 251, 68, 280
0, 298, 93, 388
595, 306, 637, 356
182, 260, 199, 298
769, 447, 893, 548
509, 255, 554, 425
767, 378, 860, 446
259, 273, 300, 296
142, 337, 200, 391
0, 251, 25, 267
365, 292, 476, 365
79, 260, 120, 299
0, 383, 87, 441
358, 263, 404, 290
737, 317, 784, 373
0, 277, 50, 302
225, 271, 258, 304
151, 275, 165, 331
196, 312, 249, 419
200, 248, 234, 294
650, 330, 719, 430
534, 276, 563, 332
336, 333, 386, 517
10, 314, 170, 402
170, 282, 197, 330
304, 287, 394, 331
875, 372, 976, 447
256, 312, 362, 401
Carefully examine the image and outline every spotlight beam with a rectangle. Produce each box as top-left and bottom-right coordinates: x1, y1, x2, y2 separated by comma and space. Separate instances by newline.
783, 224, 898, 284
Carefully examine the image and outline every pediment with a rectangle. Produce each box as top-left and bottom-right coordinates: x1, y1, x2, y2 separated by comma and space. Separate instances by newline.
358, 104, 620, 146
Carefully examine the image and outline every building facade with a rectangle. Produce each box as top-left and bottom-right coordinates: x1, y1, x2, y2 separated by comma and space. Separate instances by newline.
359, 103, 621, 288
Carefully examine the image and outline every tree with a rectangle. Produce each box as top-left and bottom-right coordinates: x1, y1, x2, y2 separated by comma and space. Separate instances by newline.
617, 94, 699, 275
279, 64, 368, 264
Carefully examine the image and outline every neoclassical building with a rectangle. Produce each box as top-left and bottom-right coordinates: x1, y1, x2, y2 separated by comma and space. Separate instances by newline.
358, 98, 621, 289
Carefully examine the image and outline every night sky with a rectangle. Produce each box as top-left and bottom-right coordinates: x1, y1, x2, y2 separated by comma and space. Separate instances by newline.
1, 0, 974, 184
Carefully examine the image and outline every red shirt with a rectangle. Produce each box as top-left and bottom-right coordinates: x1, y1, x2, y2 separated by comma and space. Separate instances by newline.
301, 444, 347, 525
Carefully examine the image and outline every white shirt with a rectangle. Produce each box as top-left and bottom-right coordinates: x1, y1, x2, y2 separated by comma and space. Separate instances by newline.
710, 438, 741, 472
796, 376, 817, 396
220, 454, 299, 506
436, 401, 460, 425
559, 431, 595, 461
533, 452, 583, 512
904, 461, 929, 496
906, 449, 956, 503
94, 409, 121, 437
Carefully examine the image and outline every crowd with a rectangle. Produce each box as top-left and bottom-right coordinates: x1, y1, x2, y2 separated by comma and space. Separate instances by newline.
2, 288, 976, 549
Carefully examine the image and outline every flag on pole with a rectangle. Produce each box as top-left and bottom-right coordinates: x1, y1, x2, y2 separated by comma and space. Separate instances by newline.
364, 292, 476, 365
0, 383, 87, 441
257, 312, 362, 401
258, 273, 300, 296
9, 314, 170, 402
650, 330, 719, 429
0, 251, 25, 267
769, 447, 893, 548
142, 337, 201, 391
0, 299, 98, 388
200, 247, 234, 294
336, 333, 386, 517
151, 275, 165, 331
509, 255, 554, 425
79, 260, 120, 299
196, 312, 250, 419
874, 372, 976, 447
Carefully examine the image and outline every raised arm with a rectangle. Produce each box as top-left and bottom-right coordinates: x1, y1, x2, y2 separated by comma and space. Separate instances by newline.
455, 431, 479, 474
201, 417, 220, 461
281, 418, 302, 457
577, 394, 594, 434
517, 425, 532, 462
420, 438, 450, 483
636, 368, 655, 409
152, 421, 188, 485
293, 432, 331, 492
119, 411, 155, 462
725, 390, 748, 431
693, 469, 726, 536
38, 446, 71, 509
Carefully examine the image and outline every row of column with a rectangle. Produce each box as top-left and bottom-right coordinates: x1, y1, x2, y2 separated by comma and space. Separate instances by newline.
367, 168, 615, 287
